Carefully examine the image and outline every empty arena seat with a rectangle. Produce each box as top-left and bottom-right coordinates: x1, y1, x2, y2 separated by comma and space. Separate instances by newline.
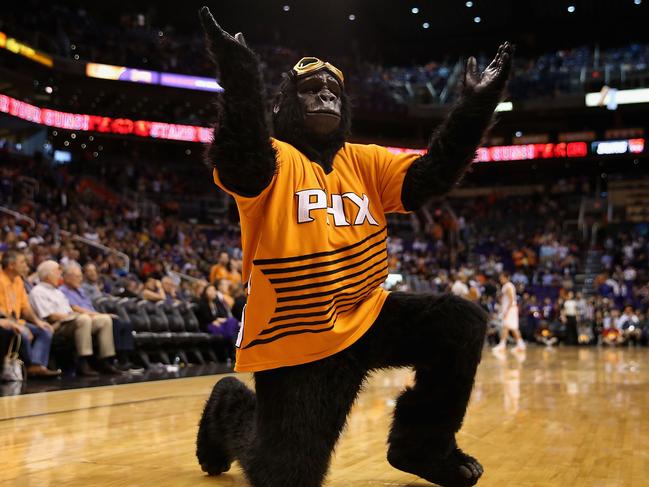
120, 298, 157, 346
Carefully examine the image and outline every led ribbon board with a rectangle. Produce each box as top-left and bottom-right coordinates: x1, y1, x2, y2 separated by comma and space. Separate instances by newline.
386, 140, 644, 162
0, 93, 645, 158
0, 94, 213, 143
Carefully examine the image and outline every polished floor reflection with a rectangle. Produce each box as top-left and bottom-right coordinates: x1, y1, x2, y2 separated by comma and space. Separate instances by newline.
1, 347, 648, 486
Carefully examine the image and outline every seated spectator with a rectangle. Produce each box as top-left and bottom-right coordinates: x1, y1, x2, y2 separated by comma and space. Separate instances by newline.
0, 250, 60, 378
28, 260, 120, 376
142, 277, 166, 302
216, 279, 235, 308
196, 284, 238, 361
450, 272, 470, 298
161, 276, 181, 304
115, 274, 142, 299
618, 306, 641, 345
601, 309, 624, 346
190, 279, 209, 304
81, 263, 106, 301
60, 263, 137, 371
209, 252, 230, 284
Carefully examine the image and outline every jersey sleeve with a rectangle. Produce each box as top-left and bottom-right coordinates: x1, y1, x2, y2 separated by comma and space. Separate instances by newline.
212, 138, 283, 218
366, 145, 420, 214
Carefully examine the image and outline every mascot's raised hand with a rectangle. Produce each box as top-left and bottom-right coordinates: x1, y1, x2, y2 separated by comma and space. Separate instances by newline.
198, 6, 276, 197
464, 42, 514, 97
199, 6, 254, 67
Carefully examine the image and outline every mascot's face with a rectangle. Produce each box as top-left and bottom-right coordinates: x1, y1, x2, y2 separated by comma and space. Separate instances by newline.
296, 70, 342, 136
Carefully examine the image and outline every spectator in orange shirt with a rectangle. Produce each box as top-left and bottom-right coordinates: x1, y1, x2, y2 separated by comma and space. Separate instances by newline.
0, 250, 60, 377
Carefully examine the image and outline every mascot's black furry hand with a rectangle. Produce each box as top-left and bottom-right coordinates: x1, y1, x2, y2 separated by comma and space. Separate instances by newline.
463, 42, 514, 99
198, 6, 275, 198
199, 6, 256, 73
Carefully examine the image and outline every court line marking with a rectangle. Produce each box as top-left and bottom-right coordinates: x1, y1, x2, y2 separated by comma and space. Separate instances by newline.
0, 393, 209, 422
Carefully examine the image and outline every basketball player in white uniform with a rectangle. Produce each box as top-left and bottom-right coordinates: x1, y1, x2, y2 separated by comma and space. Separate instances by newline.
493, 272, 526, 352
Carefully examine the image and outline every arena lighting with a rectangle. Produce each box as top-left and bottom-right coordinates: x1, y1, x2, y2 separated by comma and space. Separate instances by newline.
585, 88, 649, 107
86, 62, 223, 92
495, 101, 513, 112
0, 93, 213, 143
0, 31, 53, 67
411, 7, 419, 14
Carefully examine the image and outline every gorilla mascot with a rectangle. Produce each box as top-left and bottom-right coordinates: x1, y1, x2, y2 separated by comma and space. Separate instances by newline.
196, 6, 513, 487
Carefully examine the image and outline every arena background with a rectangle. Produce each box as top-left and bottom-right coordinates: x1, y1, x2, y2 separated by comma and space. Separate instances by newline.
1, 1, 649, 486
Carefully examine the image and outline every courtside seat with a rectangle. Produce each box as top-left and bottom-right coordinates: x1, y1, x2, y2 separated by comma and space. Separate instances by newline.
121, 298, 158, 347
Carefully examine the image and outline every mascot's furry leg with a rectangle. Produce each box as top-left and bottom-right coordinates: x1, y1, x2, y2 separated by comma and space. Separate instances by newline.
197, 353, 367, 487
360, 293, 487, 487
196, 376, 255, 475
197, 292, 486, 487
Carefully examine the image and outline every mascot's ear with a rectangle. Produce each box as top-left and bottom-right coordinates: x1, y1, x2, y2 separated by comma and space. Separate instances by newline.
234, 32, 248, 48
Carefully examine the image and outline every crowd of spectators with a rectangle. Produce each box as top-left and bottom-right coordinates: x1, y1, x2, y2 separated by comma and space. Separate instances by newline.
385, 190, 649, 347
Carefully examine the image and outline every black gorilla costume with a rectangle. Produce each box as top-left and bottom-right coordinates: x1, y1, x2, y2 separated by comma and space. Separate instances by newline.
195, 6, 513, 487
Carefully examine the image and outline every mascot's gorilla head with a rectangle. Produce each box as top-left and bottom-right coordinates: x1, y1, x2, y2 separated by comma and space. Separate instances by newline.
272, 57, 352, 172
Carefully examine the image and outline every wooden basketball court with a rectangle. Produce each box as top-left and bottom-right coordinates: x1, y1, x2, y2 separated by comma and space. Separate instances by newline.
2, 347, 647, 486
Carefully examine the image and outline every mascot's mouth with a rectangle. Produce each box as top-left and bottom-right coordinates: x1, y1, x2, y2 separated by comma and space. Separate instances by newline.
306, 110, 340, 118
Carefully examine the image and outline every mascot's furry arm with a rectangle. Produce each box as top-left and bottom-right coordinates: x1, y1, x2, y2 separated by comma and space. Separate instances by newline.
200, 7, 276, 197
401, 43, 514, 211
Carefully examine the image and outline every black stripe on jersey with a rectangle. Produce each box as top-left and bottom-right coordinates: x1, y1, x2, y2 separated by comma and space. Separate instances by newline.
268, 247, 386, 285
262, 236, 386, 276
277, 261, 388, 303
261, 313, 333, 335
261, 288, 375, 335
253, 225, 387, 266
276, 264, 388, 303
269, 286, 376, 324
275, 254, 386, 294
274, 271, 388, 312
243, 323, 335, 349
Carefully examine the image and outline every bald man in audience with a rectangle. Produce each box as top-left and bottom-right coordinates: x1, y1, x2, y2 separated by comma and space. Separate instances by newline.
28, 260, 120, 376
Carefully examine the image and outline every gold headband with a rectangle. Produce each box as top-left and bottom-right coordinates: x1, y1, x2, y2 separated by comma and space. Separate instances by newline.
291, 57, 344, 87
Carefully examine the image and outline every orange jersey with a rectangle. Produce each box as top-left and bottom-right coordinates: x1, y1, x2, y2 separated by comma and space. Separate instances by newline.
0, 269, 29, 321
213, 138, 419, 371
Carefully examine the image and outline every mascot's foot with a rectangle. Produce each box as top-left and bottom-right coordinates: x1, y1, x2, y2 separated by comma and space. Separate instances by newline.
196, 376, 255, 476
387, 445, 483, 487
